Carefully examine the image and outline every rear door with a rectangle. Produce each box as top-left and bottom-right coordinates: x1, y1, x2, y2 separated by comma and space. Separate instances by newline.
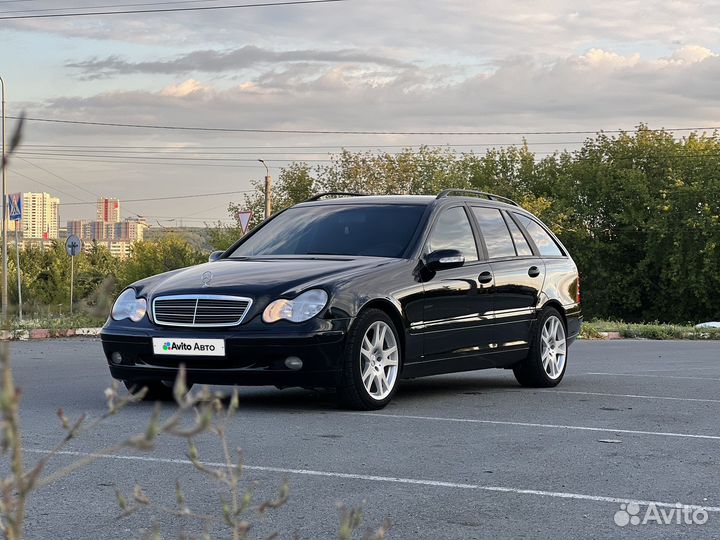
470, 206, 545, 364
417, 205, 496, 374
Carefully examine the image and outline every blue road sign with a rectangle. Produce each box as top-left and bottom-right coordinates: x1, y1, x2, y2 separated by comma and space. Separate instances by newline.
8, 193, 21, 222
65, 235, 82, 257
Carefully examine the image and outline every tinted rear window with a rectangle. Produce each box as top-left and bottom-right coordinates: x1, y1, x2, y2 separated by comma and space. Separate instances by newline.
514, 213, 565, 257
503, 213, 533, 256
472, 207, 516, 259
230, 204, 425, 258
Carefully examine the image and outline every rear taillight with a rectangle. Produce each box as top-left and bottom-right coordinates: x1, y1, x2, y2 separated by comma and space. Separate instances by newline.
576, 276, 581, 304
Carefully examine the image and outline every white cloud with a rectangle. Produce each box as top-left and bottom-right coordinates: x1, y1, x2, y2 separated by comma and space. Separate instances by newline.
578, 49, 642, 69
160, 79, 214, 97
669, 45, 717, 64
38, 45, 720, 132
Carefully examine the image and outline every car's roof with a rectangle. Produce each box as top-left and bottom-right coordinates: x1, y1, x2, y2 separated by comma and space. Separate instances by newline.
294, 194, 522, 210
294, 195, 435, 206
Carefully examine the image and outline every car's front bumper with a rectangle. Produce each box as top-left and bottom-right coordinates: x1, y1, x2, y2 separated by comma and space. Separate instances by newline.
101, 317, 351, 387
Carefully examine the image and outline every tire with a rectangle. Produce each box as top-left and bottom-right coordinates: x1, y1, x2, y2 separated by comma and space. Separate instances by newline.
124, 380, 192, 402
513, 307, 568, 388
336, 309, 402, 410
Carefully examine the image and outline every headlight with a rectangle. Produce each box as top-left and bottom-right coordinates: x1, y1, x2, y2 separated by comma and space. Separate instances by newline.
263, 289, 328, 323
111, 288, 147, 322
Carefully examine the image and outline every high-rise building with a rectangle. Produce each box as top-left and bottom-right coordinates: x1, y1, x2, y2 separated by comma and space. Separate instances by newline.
116, 217, 147, 242
67, 199, 146, 258
14, 192, 60, 240
85, 221, 107, 241
67, 220, 86, 239
97, 197, 121, 223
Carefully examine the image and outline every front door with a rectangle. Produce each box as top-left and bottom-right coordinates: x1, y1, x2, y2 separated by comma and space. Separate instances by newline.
413, 205, 496, 375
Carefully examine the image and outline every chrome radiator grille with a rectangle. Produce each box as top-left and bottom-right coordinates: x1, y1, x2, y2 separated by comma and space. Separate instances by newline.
152, 295, 252, 327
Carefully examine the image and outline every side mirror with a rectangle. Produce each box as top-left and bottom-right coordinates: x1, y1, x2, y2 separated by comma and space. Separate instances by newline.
208, 250, 224, 262
424, 249, 465, 271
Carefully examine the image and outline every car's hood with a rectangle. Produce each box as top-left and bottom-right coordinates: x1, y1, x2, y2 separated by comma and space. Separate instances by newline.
133, 256, 399, 300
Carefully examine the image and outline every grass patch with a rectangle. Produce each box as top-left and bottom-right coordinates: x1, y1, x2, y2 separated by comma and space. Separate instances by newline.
582, 320, 720, 340
10, 313, 106, 331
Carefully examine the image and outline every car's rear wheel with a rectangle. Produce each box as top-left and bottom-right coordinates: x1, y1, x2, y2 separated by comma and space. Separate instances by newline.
337, 309, 401, 410
513, 307, 567, 387
124, 379, 192, 402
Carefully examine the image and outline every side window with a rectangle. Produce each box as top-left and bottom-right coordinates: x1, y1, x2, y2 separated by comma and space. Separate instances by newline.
426, 207, 478, 262
471, 207, 516, 259
514, 213, 564, 257
503, 213, 533, 256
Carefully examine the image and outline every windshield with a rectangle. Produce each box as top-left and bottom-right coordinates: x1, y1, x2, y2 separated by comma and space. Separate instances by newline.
229, 204, 426, 258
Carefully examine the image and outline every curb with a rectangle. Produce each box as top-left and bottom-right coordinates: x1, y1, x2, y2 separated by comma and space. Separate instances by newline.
2, 327, 102, 341
598, 331, 623, 340
578, 331, 624, 340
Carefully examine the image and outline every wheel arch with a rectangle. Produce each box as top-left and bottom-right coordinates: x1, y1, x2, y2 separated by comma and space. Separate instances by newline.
357, 298, 407, 362
538, 298, 567, 329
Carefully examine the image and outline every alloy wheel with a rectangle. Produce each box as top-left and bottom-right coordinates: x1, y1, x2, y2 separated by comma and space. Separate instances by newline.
360, 320, 399, 400
541, 315, 567, 380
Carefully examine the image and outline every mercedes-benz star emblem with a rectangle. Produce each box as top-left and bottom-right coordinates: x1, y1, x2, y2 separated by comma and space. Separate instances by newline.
201, 271, 213, 288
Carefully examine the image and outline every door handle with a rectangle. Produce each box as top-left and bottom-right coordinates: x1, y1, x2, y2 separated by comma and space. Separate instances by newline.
478, 271, 493, 284
528, 266, 541, 278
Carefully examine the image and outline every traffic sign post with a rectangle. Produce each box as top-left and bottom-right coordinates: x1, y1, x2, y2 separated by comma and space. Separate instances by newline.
8, 192, 20, 222
65, 235, 82, 315
8, 193, 21, 320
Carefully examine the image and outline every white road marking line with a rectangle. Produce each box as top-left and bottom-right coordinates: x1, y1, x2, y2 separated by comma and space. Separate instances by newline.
625, 367, 720, 373
353, 412, 720, 441
24, 448, 720, 512
585, 372, 720, 381
540, 389, 720, 404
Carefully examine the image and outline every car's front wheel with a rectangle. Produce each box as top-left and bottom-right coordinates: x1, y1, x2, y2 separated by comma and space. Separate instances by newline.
337, 309, 401, 410
124, 380, 192, 402
513, 307, 568, 387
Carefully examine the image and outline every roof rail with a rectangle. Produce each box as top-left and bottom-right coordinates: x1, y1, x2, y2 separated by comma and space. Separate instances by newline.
305, 192, 366, 201
436, 189, 519, 206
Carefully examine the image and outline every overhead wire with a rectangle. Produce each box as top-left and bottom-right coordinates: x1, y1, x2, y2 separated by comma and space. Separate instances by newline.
9, 169, 92, 202
14, 149, 720, 166
0, 0, 347, 19
20, 141, 588, 150
9, 115, 720, 135
0, 0, 237, 15
18, 157, 102, 199
58, 188, 255, 205
11, 155, 274, 168
16, 158, 163, 219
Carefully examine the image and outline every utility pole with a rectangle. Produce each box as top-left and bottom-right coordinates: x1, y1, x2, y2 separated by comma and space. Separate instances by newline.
1, 75, 7, 322
259, 159, 271, 219
14, 225, 20, 320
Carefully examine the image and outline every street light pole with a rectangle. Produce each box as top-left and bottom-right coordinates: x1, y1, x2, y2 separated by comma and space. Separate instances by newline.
258, 159, 271, 219
0, 75, 7, 322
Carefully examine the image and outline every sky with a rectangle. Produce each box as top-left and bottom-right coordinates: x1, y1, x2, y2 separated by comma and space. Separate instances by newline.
2, 0, 720, 226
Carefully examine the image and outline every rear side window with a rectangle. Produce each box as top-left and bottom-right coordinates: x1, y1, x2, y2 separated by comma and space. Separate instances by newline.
514, 214, 564, 257
503, 213, 533, 256
426, 206, 478, 262
471, 207, 515, 259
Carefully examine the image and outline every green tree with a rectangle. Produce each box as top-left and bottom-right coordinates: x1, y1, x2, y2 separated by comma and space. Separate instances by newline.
228, 129, 720, 323
118, 235, 206, 288
206, 221, 244, 251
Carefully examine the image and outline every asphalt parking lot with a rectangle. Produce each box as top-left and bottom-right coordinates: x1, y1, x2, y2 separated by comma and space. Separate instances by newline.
10, 338, 720, 539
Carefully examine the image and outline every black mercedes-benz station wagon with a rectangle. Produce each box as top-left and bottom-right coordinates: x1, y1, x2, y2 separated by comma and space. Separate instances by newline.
102, 190, 581, 410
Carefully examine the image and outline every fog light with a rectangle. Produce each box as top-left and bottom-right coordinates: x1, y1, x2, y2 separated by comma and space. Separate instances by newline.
110, 351, 123, 365
284, 356, 303, 370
